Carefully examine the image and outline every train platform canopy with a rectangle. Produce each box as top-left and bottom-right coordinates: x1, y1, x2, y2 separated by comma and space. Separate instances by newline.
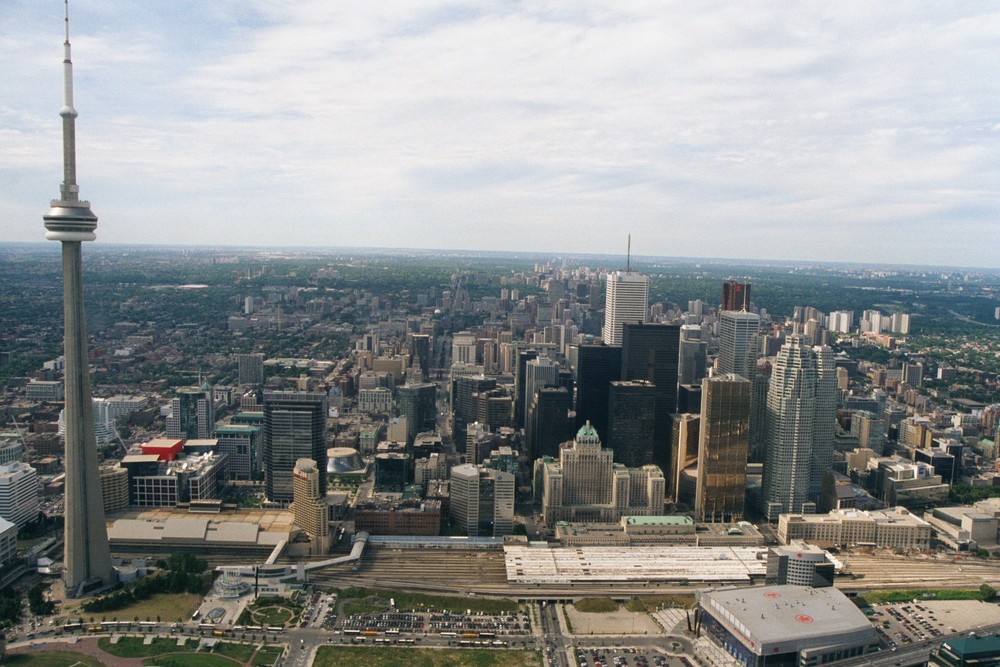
503, 544, 767, 584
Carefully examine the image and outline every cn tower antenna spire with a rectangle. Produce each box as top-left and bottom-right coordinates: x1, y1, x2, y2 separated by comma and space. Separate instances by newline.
44, 0, 114, 596
626, 234, 631, 272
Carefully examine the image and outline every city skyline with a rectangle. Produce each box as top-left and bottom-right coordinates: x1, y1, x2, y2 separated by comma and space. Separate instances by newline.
2, 2, 999, 267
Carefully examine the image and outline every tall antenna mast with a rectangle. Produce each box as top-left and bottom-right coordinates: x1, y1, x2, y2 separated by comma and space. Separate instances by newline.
44, 0, 115, 594
626, 234, 631, 272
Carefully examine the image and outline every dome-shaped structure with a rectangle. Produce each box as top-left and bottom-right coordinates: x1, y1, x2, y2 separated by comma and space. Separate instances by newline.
327, 447, 365, 474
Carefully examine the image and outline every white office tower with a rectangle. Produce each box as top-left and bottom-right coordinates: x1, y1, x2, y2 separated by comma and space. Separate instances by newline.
58, 397, 117, 445
760, 338, 836, 520
602, 271, 648, 345
452, 331, 477, 365
827, 311, 854, 334
718, 311, 761, 380
523, 355, 560, 424
891, 312, 911, 335
0, 462, 39, 528
678, 325, 708, 385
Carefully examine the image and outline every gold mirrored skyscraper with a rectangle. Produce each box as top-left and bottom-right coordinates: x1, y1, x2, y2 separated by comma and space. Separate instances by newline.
695, 374, 751, 523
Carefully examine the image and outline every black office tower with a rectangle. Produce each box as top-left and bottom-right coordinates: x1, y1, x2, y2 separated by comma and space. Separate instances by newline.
398, 383, 437, 445
574, 344, 622, 440
621, 323, 680, 471
722, 280, 751, 311
410, 334, 432, 380
452, 375, 496, 448
607, 380, 657, 468
264, 391, 328, 503
526, 386, 574, 461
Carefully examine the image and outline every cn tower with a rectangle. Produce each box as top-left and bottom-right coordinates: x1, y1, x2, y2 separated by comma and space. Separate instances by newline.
43, 1, 114, 596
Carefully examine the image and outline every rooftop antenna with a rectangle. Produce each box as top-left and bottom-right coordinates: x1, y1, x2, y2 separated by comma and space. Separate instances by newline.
626, 234, 631, 272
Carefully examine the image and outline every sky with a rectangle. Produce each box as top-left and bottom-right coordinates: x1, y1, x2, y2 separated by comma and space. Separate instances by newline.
1, 2, 998, 267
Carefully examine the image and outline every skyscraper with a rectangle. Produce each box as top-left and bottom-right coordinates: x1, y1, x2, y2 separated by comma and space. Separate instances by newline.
43, 3, 114, 594
621, 322, 680, 471
718, 311, 761, 380
451, 375, 495, 447
264, 391, 328, 503
523, 355, 560, 425
513, 347, 538, 428
606, 380, 657, 468
696, 374, 751, 523
722, 280, 751, 311
810, 345, 837, 496
166, 384, 215, 440
397, 383, 437, 444
678, 324, 708, 385
449, 464, 514, 537
573, 344, 622, 438
238, 353, 265, 385
291, 458, 330, 555
602, 271, 649, 345
525, 386, 574, 460
760, 338, 836, 520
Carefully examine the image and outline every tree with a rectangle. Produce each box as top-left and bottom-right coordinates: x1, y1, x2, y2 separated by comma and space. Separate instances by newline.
980, 584, 996, 600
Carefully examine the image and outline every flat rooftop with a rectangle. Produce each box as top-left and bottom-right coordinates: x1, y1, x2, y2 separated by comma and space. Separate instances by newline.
504, 545, 767, 584
700, 585, 873, 646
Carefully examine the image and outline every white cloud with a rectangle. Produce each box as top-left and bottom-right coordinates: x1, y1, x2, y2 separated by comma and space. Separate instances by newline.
1, 1, 997, 266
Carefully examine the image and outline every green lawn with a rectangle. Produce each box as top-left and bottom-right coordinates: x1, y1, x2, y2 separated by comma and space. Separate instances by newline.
70, 592, 204, 624
242, 598, 299, 626
211, 641, 257, 662
251, 646, 284, 666
142, 654, 241, 667
342, 599, 386, 615
98, 636, 187, 658
623, 595, 696, 613
573, 598, 618, 613
861, 588, 990, 604
332, 587, 518, 614
313, 647, 541, 667
5, 651, 106, 667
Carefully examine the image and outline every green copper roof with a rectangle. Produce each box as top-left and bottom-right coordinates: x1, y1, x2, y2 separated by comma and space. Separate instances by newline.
624, 515, 693, 526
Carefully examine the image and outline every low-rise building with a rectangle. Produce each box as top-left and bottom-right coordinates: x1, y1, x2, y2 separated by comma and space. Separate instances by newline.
698, 585, 878, 666
924, 506, 999, 551
766, 541, 835, 587
778, 506, 932, 550
554, 516, 764, 548
124, 452, 229, 507
355, 497, 442, 536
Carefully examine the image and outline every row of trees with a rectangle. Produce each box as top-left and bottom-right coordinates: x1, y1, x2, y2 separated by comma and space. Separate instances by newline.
82, 553, 209, 613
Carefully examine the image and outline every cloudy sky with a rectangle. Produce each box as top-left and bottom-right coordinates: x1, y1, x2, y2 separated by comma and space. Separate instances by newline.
2, 2, 998, 267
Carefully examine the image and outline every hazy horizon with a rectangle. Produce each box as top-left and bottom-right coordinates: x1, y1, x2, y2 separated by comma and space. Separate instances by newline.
2, 2, 998, 267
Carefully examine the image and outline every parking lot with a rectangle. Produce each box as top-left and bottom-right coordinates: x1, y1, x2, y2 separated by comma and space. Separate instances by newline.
299, 591, 338, 629
867, 600, 1000, 650
340, 607, 531, 638
575, 646, 692, 667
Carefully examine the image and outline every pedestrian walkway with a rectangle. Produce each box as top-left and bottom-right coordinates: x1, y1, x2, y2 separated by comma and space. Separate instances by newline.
652, 609, 687, 634
692, 635, 739, 666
